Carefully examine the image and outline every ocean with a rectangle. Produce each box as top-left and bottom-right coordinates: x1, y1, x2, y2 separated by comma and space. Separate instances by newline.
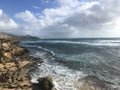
21, 38, 120, 90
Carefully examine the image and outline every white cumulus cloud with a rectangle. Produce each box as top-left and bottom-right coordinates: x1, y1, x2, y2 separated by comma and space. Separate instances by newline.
13, 0, 120, 38
0, 9, 18, 31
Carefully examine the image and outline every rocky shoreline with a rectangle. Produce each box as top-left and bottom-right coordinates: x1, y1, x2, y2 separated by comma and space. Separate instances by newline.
0, 34, 32, 90
0, 34, 117, 90
0, 34, 56, 90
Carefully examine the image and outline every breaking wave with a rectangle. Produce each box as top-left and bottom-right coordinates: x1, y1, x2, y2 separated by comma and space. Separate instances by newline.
22, 38, 120, 90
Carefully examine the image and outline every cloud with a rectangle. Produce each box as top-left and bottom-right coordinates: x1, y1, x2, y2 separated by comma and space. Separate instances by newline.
15, 10, 37, 23
14, 0, 120, 38
0, 9, 18, 31
0, 9, 3, 15
0, 9, 29, 35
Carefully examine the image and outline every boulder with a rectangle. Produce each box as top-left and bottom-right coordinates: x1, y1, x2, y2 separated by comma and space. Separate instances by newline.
32, 76, 56, 90
3, 52, 12, 59
12, 47, 29, 56
2, 43, 10, 51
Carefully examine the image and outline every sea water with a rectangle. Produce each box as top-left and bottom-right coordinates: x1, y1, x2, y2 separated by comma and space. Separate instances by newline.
21, 38, 120, 90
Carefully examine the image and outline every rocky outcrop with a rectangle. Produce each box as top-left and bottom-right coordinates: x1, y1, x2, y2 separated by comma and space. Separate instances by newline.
0, 34, 57, 90
32, 77, 56, 90
0, 34, 32, 90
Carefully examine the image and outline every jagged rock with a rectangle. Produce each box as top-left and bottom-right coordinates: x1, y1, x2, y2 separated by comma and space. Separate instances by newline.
19, 60, 31, 68
12, 47, 29, 56
18, 80, 32, 89
2, 42, 11, 51
5, 62, 17, 71
3, 52, 12, 59
0, 34, 57, 90
0, 63, 4, 70
32, 76, 56, 90
0, 34, 32, 90
38, 76, 55, 90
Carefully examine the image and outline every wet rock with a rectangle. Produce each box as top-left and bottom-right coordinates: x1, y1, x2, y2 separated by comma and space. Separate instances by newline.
32, 76, 56, 90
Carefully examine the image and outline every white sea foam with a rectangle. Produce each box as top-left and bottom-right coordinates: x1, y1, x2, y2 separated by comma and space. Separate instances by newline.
31, 52, 86, 90
23, 39, 120, 46
38, 46, 56, 56
23, 39, 120, 90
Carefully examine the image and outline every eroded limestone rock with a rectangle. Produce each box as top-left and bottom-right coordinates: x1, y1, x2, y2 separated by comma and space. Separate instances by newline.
0, 34, 32, 90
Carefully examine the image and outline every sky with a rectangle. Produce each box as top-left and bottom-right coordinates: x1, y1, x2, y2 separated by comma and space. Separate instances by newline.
0, 0, 120, 38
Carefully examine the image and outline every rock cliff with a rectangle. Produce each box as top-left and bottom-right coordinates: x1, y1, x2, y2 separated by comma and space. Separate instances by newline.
0, 34, 32, 90
0, 34, 56, 90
